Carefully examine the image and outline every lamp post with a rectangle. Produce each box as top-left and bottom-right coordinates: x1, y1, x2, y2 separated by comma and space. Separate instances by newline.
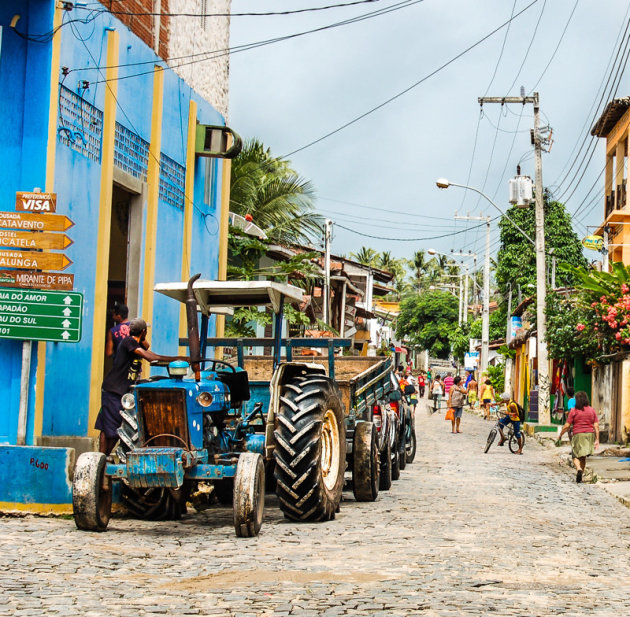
436, 178, 549, 422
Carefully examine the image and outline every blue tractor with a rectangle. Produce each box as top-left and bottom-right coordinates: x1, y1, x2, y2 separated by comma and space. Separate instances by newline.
72, 275, 348, 536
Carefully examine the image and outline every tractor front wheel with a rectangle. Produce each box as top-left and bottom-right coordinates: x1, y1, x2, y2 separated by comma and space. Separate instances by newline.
233, 453, 265, 537
274, 376, 346, 522
73, 452, 112, 532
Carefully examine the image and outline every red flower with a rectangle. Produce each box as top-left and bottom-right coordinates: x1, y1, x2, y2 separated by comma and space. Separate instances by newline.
576, 323, 586, 332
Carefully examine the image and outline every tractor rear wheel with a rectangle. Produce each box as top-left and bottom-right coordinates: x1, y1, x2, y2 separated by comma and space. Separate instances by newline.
116, 407, 188, 521
233, 453, 265, 537
352, 421, 379, 502
73, 452, 112, 532
274, 376, 346, 522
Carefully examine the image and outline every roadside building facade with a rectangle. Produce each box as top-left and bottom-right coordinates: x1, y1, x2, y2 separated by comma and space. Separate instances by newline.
0, 1, 232, 510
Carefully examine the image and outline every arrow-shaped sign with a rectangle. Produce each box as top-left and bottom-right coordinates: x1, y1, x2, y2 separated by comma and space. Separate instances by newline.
62, 307, 72, 316
0, 211, 74, 232
0, 230, 73, 250
63, 296, 73, 305
0, 250, 72, 271
61, 331, 71, 340
62, 319, 71, 328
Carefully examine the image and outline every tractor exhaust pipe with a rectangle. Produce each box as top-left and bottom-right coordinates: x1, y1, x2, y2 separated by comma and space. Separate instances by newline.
186, 273, 202, 380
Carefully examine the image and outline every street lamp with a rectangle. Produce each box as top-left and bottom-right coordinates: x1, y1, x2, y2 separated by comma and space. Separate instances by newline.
436, 178, 549, 423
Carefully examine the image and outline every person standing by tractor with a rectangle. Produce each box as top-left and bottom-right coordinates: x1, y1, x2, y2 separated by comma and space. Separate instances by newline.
95, 318, 184, 456
105, 303, 130, 358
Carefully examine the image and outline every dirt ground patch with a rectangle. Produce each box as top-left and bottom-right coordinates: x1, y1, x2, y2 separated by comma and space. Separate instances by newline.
163, 569, 394, 591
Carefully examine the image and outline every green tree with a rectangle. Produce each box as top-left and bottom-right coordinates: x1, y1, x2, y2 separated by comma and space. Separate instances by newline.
395, 290, 459, 358
350, 246, 378, 267
230, 139, 322, 244
495, 195, 587, 298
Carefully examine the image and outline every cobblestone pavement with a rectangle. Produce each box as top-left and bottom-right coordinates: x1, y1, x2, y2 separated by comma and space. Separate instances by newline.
2, 400, 630, 616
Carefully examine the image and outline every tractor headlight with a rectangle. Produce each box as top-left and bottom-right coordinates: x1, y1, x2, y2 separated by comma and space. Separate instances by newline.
121, 393, 136, 410
196, 392, 214, 407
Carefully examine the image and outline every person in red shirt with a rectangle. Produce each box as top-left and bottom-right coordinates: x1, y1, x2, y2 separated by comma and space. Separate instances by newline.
443, 373, 454, 396
558, 391, 600, 483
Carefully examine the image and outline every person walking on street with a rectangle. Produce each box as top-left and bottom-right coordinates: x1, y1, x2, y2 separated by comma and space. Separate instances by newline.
467, 374, 478, 409
447, 375, 467, 433
480, 379, 496, 420
431, 375, 443, 414
418, 372, 426, 398
557, 391, 600, 483
497, 392, 524, 454
443, 372, 454, 397
95, 318, 185, 456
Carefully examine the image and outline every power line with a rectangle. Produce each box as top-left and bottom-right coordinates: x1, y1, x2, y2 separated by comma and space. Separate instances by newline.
282, 0, 541, 157
334, 219, 496, 241
86, 0, 390, 18
86, 0, 422, 81
318, 196, 458, 220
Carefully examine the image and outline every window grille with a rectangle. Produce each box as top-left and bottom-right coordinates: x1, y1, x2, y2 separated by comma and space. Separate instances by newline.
58, 85, 103, 162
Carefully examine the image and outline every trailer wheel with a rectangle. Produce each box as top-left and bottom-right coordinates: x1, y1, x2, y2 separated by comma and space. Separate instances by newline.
116, 407, 188, 521
405, 426, 417, 464
352, 422, 379, 502
274, 376, 346, 522
379, 441, 392, 491
391, 440, 401, 481
73, 452, 112, 532
233, 453, 265, 537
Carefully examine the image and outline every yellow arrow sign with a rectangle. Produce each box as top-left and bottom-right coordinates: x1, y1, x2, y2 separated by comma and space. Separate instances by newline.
0, 230, 73, 250
0, 250, 72, 271
0, 211, 74, 232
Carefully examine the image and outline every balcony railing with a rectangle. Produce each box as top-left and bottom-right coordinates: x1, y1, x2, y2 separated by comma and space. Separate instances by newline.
605, 180, 627, 218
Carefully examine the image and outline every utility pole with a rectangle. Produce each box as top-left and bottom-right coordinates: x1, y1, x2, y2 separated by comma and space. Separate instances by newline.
603, 224, 610, 271
323, 219, 332, 325
455, 214, 491, 377
458, 271, 463, 325
479, 91, 551, 424
450, 251, 476, 324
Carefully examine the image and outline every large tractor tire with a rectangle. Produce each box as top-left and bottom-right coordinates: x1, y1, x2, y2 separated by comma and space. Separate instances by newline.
116, 406, 189, 521
73, 452, 112, 532
352, 421, 379, 502
405, 425, 417, 464
274, 376, 346, 522
233, 453, 265, 537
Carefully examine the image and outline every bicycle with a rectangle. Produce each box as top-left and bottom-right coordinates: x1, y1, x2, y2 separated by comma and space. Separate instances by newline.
484, 409, 526, 454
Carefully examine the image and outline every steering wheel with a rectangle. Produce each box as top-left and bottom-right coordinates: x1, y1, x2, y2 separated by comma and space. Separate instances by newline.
207, 359, 237, 373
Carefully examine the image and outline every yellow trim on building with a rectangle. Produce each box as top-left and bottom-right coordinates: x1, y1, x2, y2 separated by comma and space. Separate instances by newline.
87, 30, 119, 436
34, 3, 64, 439
0, 502, 72, 515
179, 100, 197, 355
141, 66, 165, 376
214, 154, 232, 357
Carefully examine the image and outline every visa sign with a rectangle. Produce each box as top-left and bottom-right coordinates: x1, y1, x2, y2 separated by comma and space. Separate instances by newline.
15, 192, 57, 213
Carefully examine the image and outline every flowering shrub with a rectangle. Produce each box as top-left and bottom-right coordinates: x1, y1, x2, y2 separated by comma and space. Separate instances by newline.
554, 261, 630, 361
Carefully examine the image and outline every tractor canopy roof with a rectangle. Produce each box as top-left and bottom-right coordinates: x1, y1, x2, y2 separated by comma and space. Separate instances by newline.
154, 279, 304, 315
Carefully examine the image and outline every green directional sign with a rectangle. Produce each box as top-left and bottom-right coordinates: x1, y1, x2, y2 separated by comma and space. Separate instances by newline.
0, 289, 83, 343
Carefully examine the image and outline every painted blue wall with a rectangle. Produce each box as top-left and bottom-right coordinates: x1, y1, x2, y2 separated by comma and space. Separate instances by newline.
0, 1, 54, 444
0, 5, 227, 443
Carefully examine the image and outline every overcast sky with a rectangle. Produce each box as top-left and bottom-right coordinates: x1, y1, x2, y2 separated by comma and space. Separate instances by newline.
229, 0, 629, 267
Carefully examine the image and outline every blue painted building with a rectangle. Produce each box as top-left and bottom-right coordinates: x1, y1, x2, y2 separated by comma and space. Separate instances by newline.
0, 2, 231, 511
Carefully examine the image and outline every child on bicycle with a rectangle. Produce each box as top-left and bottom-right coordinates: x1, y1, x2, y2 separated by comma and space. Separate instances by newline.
497, 391, 523, 455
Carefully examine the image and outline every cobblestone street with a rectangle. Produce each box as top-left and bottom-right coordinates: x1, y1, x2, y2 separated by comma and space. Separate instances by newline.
2, 401, 630, 616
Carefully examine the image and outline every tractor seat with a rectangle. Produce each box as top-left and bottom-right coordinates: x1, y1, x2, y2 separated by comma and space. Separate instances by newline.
216, 368, 250, 408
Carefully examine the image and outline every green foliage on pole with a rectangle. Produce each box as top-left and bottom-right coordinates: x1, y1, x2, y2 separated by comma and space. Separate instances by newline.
395, 290, 459, 358
495, 196, 587, 298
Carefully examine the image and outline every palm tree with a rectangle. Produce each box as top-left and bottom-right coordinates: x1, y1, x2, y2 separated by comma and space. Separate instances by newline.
350, 246, 378, 267
230, 139, 323, 245
412, 250, 428, 291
